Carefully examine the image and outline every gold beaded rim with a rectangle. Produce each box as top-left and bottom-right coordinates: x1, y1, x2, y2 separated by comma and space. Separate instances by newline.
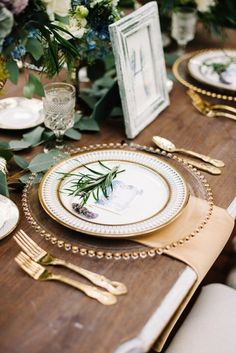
21, 142, 214, 260
173, 49, 236, 102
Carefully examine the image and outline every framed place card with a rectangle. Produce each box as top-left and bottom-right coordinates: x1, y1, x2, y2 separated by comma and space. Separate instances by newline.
109, 2, 169, 138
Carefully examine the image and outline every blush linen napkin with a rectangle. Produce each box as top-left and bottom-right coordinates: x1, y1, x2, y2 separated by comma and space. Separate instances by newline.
133, 196, 235, 352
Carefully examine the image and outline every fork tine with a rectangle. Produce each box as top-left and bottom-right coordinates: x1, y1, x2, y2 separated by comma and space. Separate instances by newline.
17, 252, 36, 270
14, 232, 41, 257
15, 254, 36, 278
13, 235, 36, 257
18, 230, 41, 250
18, 230, 46, 256
15, 252, 44, 278
18, 252, 41, 272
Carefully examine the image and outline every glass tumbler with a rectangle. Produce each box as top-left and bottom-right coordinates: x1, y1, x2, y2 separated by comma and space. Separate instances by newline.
43, 82, 76, 151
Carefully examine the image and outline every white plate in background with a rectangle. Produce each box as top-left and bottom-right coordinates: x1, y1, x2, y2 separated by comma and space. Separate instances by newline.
188, 49, 236, 92
0, 97, 44, 130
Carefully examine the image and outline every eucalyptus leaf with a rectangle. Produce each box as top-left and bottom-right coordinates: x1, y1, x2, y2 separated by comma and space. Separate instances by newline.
79, 92, 97, 109
0, 141, 9, 149
64, 128, 81, 140
9, 140, 32, 151
0, 4, 13, 47
0, 171, 9, 197
74, 112, 82, 125
94, 76, 114, 89
41, 130, 54, 141
6, 60, 19, 84
13, 155, 29, 169
28, 150, 65, 173
77, 118, 100, 132
23, 74, 44, 98
23, 126, 45, 145
26, 38, 44, 61
165, 53, 179, 67
20, 172, 43, 184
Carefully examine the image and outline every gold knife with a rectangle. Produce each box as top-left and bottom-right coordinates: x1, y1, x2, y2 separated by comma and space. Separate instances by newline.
180, 157, 221, 175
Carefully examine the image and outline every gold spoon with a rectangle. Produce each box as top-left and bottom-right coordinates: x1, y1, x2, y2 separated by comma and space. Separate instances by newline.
152, 136, 225, 168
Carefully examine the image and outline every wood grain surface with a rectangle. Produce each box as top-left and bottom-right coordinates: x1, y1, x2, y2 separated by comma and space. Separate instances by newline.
0, 26, 235, 353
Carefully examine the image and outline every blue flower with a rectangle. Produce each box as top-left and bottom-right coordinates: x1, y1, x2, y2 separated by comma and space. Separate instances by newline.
97, 29, 109, 40
27, 28, 39, 39
87, 30, 96, 50
11, 44, 26, 60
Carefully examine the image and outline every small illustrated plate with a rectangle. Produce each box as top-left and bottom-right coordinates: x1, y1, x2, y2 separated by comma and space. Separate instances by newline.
0, 195, 20, 240
39, 149, 189, 238
0, 97, 44, 130
188, 49, 236, 92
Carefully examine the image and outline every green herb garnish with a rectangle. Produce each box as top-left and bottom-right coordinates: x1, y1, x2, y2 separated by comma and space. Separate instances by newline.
203, 56, 236, 84
59, 161, 125, 206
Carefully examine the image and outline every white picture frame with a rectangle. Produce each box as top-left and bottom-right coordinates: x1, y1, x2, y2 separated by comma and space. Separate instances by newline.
109, 2, 169, 139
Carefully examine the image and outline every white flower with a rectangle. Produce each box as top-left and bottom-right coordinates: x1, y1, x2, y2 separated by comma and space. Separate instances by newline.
55, 17, 87, 40
195, 0, 216, 12
112, 0, 119, 7
43, 0, 71, 20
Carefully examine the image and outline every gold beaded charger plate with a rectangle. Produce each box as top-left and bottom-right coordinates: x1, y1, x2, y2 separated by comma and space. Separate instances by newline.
173, 50, 236, 101
188, 49, 236, 92
22, 143, 214, 260
38, 149, 189, 238
0, 97, 44, 130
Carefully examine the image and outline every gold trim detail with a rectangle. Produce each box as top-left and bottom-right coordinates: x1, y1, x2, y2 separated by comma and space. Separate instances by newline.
173, 49, 236, 101
22, 142, 214, 260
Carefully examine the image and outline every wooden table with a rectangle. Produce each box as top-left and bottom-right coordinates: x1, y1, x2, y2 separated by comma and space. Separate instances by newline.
0, 28, 235, 353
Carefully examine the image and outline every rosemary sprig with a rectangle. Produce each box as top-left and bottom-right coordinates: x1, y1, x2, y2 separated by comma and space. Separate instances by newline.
59, 161, 125, 206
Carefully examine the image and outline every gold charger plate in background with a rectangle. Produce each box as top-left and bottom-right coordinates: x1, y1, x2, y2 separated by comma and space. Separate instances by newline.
173, 50, 236, 102
22, 143, 213, 260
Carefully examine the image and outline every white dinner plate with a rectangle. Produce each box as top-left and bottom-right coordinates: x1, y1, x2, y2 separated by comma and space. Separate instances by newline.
0, 195, 20, 240
0, 97, 44, 130
188, 49, 236, 92
39, 149, 189, 238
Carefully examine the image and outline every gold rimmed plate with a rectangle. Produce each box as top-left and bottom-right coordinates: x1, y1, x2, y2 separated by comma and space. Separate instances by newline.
173, 50, 236, 101
38, 149, 189, 238
188, 49, 236, 92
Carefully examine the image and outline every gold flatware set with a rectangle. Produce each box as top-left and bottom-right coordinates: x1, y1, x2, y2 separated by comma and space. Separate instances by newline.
14, 229, 127, 305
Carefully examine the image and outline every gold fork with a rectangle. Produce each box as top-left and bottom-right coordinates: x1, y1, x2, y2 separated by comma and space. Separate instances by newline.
13, 229, 127, 296
188, 90, 236, 121
15, 251, 117, 305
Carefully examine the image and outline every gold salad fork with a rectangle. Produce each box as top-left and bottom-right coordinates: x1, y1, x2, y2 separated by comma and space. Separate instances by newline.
14, 229, 127, 296
15, 252, 116, 305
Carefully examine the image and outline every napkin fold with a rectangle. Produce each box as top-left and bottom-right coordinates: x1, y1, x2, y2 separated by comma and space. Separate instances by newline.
134, 196, 235, 352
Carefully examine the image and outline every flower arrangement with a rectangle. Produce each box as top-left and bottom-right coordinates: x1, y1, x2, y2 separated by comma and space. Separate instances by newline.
0, 0, 120, 97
